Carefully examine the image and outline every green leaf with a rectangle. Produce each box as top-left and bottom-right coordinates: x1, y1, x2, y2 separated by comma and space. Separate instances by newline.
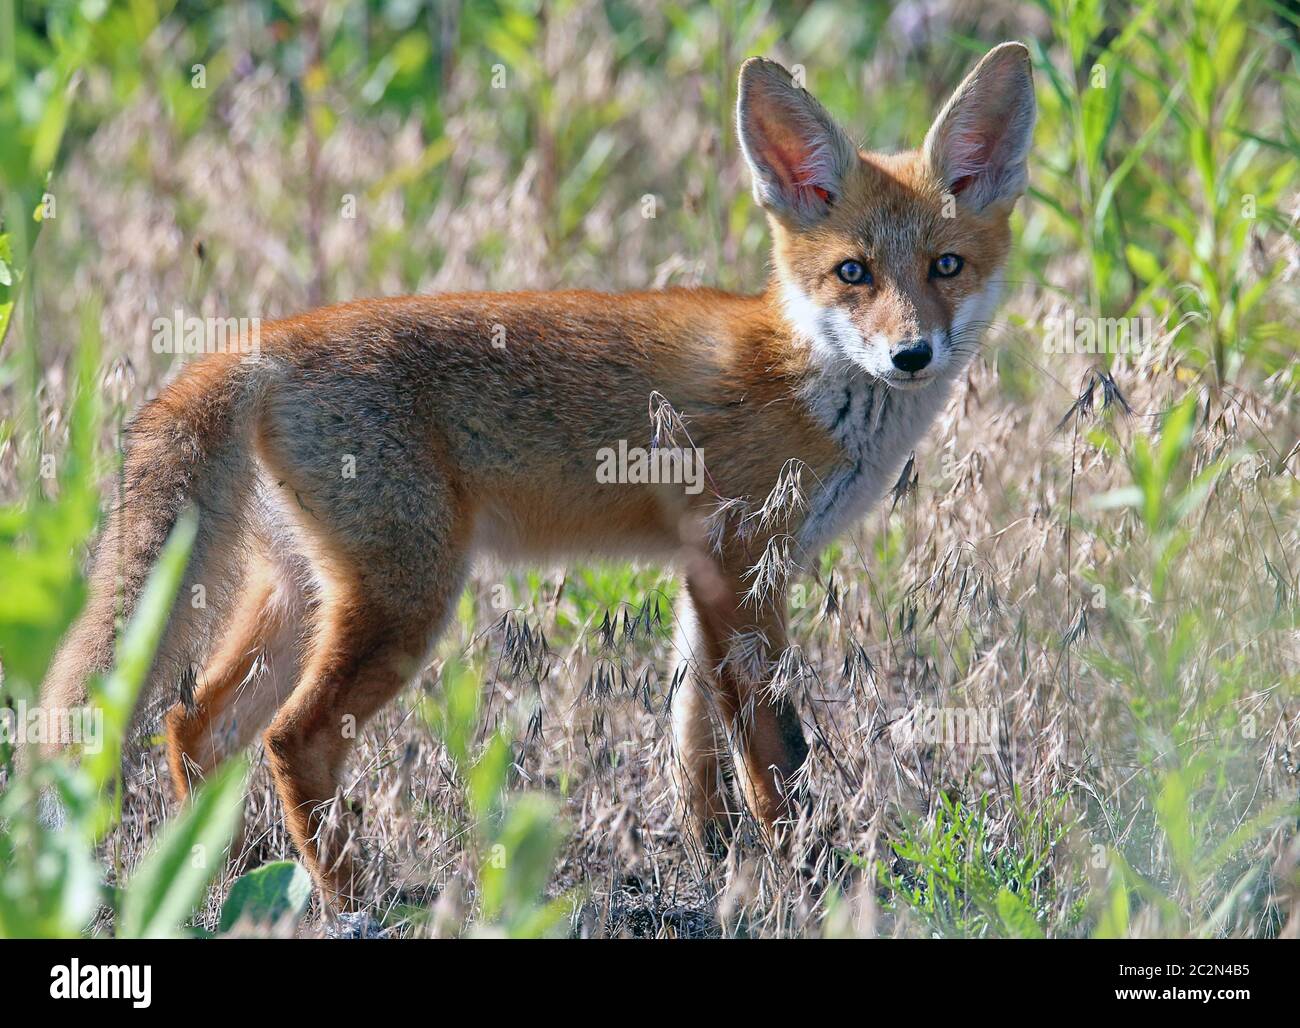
117, 758, 249, 939
424, 656, 482, 771
218, 861, 312, 933
0, 764, 102, 938
1124, 243, 1162, 284
477, 792, 567, 936
469, 731, 512, 820
1089, 485, 1143, 511
996, 886, 1045, 938
1093, 867, 1131, 939
1093, 80, 1184, 239
1155, 770, 1196, 885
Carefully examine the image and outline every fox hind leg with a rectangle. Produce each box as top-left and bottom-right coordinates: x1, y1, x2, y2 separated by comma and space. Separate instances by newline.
262, 553, 466, 910
256, 433, 472, 908
165, 552, 307, 803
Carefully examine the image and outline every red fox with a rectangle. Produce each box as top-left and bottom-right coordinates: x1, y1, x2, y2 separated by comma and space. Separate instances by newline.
37, 43, 1035, 912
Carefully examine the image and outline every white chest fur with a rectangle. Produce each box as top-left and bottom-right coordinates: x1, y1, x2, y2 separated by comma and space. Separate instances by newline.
795, 370, 950, 555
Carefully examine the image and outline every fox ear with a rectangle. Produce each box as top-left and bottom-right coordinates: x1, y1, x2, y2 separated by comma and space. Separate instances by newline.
923, 42, 1036, 212
736, 57, 858, 225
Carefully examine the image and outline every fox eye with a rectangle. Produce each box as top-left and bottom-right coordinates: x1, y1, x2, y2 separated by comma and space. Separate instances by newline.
932, 253, 964, 278
836, 260, 871, 285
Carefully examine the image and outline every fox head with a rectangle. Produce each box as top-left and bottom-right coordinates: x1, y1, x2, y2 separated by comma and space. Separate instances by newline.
738, 43, 1035, 389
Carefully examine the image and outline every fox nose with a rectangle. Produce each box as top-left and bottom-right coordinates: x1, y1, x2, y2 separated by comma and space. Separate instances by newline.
891, 340, 933, 373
